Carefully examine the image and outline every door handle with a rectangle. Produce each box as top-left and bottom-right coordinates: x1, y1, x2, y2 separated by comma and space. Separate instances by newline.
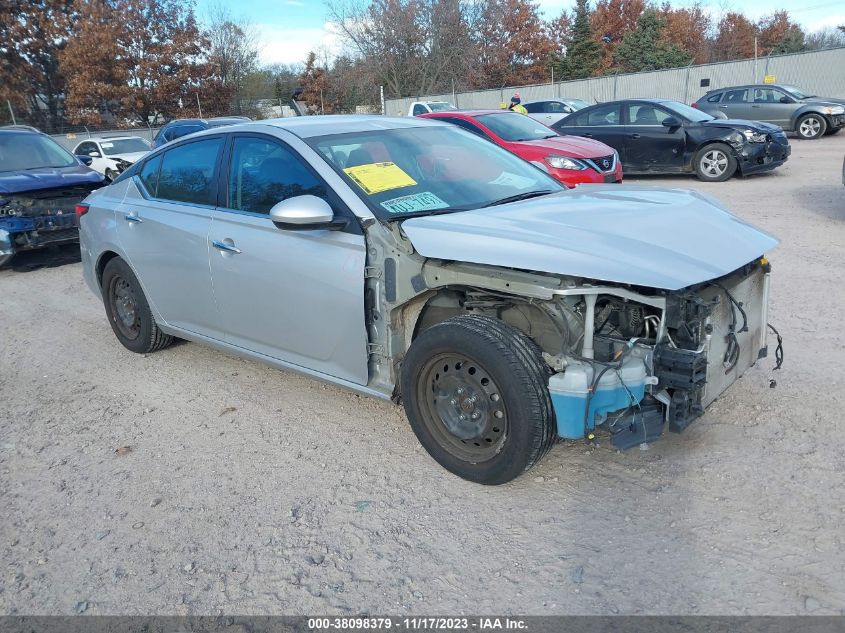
124, 212, 142, 223
583, 133, 593, 138
718, 105, 728, 109
629, 133, 641, 139
212, 239, 242, 254
751, 104, 761, 108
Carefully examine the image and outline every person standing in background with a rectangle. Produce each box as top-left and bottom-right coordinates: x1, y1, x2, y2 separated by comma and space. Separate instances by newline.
508, 92, 528, 114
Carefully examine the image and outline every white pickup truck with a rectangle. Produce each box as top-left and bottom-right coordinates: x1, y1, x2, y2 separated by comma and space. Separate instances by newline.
408, 101, 457, 116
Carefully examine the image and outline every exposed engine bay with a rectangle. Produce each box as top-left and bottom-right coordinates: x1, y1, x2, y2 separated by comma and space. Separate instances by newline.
365, 221, 778, 451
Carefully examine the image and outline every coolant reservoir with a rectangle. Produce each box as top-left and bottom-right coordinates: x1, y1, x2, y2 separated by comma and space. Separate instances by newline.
549, 354, 648, 439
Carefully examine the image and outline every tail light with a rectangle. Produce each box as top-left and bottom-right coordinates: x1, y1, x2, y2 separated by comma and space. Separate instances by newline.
691, 102, 698, 109
75, 203, 90, 217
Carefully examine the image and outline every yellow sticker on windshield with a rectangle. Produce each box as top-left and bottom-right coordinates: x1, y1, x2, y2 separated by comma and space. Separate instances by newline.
343, 162, 417, 195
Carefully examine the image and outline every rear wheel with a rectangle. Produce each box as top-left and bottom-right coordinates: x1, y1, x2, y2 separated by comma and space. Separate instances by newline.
694, 143, 737, 182
400, 314, 556, 485
795, 113, 827, 140
101, 257, 172, 353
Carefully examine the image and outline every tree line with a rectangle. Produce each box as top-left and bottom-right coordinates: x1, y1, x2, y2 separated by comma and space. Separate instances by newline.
318, 0, 845, 107
2, 0, 844, 130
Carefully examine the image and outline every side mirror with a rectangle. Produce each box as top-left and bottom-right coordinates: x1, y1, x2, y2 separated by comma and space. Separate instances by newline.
779, 96, 792, 104
662, 116, 681, 128
269, 195, 347, 231
89, 151, 101, 158
79, 155, 93, 166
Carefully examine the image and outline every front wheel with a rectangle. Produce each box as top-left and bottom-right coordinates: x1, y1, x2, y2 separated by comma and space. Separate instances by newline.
101, 257, 173, 354
694, 143, 737, 182
795, 113, 827, 140
400, 315, 556, 485
104, 168, 118, 182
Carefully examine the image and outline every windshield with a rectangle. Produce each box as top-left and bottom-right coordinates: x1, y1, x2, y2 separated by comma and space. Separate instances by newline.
100, 138, 150, 155
310, 126, 563, 221
0, 132, 77, 172
428, 102, 456, 112
663, 101, 714, 122
781, 85, 813, 99
566, 99, 590, 110
475, 113, 557, 141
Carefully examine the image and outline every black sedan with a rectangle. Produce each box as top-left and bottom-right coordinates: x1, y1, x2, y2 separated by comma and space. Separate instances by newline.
552, 99, 791, 182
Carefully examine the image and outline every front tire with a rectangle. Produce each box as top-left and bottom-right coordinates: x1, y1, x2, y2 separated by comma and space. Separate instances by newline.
101, 257, 172, 354
105, 168, 118, 182
400, 315, 556, 485
694, 143, 737, 182
795, 113, 827, 140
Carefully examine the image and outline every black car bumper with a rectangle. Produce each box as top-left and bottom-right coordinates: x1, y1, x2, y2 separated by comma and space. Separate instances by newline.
830, 114, 845, 130
737, 139, 791, 175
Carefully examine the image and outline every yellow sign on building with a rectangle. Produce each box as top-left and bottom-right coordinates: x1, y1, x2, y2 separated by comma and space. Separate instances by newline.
763, 75, 776, 84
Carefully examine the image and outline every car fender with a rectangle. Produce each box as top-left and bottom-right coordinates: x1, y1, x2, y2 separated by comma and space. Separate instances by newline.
790, 104, 831, 129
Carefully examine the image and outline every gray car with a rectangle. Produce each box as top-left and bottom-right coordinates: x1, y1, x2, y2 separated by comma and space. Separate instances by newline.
79, 116, 779, 484
694, 84, 845, 140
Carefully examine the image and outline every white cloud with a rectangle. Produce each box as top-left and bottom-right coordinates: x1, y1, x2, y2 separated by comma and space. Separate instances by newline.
805, 13, 845, 31
255, 21, 343, 66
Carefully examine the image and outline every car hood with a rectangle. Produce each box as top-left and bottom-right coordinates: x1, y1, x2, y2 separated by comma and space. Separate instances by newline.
804, 97, 845, 106
401, 185, 778, 291
106, 151, 147, 163
514, 135, 615, 158
701, 118, 783, 133
0, 164, 105, 195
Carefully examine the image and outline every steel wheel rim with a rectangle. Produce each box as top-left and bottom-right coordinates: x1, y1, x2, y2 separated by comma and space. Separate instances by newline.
110, 275, 141, 340
800, 117, 821, 137
417, 353, 508, 462
702, 150, 728, 177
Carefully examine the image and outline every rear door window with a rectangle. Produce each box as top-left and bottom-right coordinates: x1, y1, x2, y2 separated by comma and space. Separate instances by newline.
577, 104, 621, 126
523, 101, 545, 113
723, 89, 748, 104
156, 137, 223, 205
706, 92, 723, 103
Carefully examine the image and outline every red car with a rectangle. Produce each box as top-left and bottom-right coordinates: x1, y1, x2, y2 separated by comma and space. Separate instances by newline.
420, 110, 623, 188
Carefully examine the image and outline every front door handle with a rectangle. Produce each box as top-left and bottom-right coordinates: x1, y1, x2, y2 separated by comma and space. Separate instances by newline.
212, 239, 242, 254
629, 133, 641, 139
125, 212, 142, 223
583, 133, 594, 138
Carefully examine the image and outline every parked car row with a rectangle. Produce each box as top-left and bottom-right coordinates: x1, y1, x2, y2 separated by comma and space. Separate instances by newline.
410, 83, 843, 184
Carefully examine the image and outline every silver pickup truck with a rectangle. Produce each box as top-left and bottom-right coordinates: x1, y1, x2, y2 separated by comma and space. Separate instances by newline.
78, 116, 779, 484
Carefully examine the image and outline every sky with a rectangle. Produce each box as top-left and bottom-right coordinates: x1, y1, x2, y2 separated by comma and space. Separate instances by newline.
193, 0, 845, 67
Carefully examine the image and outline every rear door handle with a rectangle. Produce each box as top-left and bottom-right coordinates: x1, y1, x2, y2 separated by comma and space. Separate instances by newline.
212, 239, 242, 254
629, 133, 641, 139
125, 212, 142, 223
583, 133, 594, 138
719, 105, 728, 109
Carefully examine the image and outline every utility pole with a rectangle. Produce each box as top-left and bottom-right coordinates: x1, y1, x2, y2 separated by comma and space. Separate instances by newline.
6, 100, 15, 125
196, 93, 203, 119
754, 36, 758, 82
380, 85, 385, 115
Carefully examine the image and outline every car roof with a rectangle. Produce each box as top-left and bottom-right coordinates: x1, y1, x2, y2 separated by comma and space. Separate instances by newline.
705, 84, 794, 92
0, 125, 42, 134
251, 115, 449, 138
426, 109, 517, 117
78, 135, 146, 143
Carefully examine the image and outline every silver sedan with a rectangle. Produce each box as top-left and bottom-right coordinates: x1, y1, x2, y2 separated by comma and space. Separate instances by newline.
79, 116, 778, 484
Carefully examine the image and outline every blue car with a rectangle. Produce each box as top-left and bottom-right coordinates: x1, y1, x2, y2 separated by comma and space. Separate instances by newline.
0, 127, 106, 266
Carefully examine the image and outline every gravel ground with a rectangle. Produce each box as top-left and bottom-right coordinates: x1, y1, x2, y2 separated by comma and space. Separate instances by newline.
1, 134, 844, 617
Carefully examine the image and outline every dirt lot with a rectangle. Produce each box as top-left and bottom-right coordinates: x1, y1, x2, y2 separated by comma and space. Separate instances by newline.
2, 134, 844, 616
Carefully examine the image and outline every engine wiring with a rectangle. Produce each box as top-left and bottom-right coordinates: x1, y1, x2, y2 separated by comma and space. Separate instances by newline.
711, 282, 748, 374
768, 323, 784, 370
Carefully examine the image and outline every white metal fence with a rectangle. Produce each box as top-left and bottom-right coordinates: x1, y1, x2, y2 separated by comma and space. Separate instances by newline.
384, 47, 845, 116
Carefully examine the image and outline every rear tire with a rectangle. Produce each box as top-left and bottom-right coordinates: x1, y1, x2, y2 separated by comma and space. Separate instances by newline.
400, 314, 556, 485
694, 143, 737, 182
101, 257, 172, 354
795, 113, 827, 140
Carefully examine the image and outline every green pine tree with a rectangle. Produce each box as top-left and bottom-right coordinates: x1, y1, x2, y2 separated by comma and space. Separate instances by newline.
614, 10, 692, 72
557, 0, 602, 80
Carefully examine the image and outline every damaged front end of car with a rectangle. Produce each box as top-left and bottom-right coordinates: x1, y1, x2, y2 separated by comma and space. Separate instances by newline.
0, 186, 97, 265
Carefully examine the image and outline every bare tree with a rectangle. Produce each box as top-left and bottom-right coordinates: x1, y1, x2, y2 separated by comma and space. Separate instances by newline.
205, 3, 260, 113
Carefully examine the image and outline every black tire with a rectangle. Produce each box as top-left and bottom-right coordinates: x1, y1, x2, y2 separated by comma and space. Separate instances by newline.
400, 314, 556, 485
795, 113, 827, 140
105, 168, 118, 182
824, 127, 841, 136
694, 143, 737, 182
101, 257, 172, 354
